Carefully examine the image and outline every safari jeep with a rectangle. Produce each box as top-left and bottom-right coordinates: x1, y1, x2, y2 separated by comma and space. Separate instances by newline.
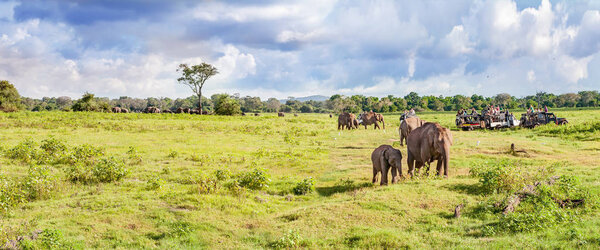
520, 112, 568, 128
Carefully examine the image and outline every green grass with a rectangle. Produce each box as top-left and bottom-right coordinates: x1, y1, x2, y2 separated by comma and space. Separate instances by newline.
1, 110, 599, 248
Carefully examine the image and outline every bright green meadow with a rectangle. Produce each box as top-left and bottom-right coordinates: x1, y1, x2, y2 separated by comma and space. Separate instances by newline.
0, 109, 599, 249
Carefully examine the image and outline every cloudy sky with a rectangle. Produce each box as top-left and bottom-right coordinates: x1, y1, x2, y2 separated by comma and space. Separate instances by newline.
0, 0, 599, 99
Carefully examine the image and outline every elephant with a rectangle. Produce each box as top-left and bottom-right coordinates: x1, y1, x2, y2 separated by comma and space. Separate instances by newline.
144, 107, 157, 113
375, 113, 385, 129
406, 122, 453, 177
371, 145, 403, 185
294, 113, 298, 117
241, 112, 246, 116
254, 113, 260, 116
120, 108, 129, 113
112, 107, 121, 113
175, 107, 184, 114
201, 110, 209, 115
183, 108, 191, 114
162, 109, 173, 114
399, 117, 425, 146
359, 111, 382, 129
329, 114, 333, 118
278, 112, 285, 117
337, 112, 357, 130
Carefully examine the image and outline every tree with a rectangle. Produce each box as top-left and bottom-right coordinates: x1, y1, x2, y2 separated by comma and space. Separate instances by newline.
177, 63, 218, 113
72, 92, 100, 112
0, 80, 22, 112
265, 98, 281, 112
213, 95, 241, 115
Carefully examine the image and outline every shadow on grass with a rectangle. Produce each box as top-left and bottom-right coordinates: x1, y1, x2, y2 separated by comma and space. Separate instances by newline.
338, 146, 369, 149
443, 183, 486, 196
316, 181, 373, 197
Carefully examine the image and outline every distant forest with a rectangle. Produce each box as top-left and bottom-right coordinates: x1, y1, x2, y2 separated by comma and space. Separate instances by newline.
20, 91, 600, 113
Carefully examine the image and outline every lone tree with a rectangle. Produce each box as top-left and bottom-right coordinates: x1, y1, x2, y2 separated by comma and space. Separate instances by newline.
0, 80, 22, 112
177, 63, 218, 113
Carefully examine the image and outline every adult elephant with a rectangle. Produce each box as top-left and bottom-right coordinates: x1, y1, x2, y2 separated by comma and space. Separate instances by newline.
375, 113, 385, 129
399, 117, 425, 146
406, 122, 453, 177
278, 112, 285, 117
120, 108, 129, 113
112, 107, 121, 113
145, 107, 160, 113
359, 111, 382, 129
337, 112, 357, 130
371, 145, 403, 185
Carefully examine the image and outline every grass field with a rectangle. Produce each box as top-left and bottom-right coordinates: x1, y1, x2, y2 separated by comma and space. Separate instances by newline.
1, 110, 599, 249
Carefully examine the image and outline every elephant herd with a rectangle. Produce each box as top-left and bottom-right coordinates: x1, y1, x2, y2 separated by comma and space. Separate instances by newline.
337, 111, 385, 130
368, 115, 453, 185
111, 106, 209, 114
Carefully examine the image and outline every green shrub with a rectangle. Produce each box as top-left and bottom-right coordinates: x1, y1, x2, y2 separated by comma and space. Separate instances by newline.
66, 157, 127, 184
67, 144, 104, 165
22, 165, 56, 200
92, 157, 128, 183
19, 229, 65, 249
38, 137, 68, 164
127, 146, 143, 165
5, 139, 38, 163
195, 175, 219, 194
469, 159, 554, 194
213, 169, 231, 181
146, 175, 165, 190
269, 230, 305, 249
167, 150, 179, 159
237, 168, 270, 190
0, 175, 26, 212
293, 177, 315, 195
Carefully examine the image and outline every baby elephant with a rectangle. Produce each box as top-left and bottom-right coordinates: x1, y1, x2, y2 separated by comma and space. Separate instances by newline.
371, 145, 403, 185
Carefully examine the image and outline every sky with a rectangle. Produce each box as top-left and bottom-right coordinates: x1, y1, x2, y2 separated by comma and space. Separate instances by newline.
0, 0, 599, 99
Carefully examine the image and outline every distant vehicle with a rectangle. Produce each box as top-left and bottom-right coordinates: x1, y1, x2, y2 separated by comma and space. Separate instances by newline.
520, 112, 568, 128
456, 112, 520, 131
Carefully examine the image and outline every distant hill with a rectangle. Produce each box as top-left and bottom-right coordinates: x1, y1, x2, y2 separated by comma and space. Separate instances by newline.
280, 95, 329, 102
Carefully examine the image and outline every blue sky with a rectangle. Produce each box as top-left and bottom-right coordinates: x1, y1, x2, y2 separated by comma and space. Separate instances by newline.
0, 0, 599, 99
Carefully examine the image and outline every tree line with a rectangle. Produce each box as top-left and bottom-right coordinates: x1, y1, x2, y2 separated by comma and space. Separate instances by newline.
2, 80, 600, 114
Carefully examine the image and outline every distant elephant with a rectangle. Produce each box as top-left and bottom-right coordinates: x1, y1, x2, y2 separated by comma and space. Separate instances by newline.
183, 108, 191, 114
175, 107, 184, 114
162, 109, 173, 114
278, 112, 285, 117
337, 112, 357, 130
254, 113, 260, 116
399, 117, 425, 146
201, 110, 209, 115
406, 122, 453, 177
112, 107, 121, 113
120, 108, 129, 113
359, 111, 382, 129
242, 112, 246, 116
371, 145, 403, 185
329, 114, 332, 118
144, 107, 160, 113
294, 113, 298, 117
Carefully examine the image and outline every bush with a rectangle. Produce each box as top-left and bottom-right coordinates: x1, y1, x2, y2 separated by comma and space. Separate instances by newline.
237, 168, 270, 190
5, 139, 38, 163
66, 157, 127, 184
127, 146, 143, 165
38, 137, 68, 164
195, 175, 219, 194
67, 144, 104, 165
213, 169, 231, 181
469, 159, 554, 194
22, 165, 56, 200
293, 177, 315, 195
146, 175, 165, 190
0, 175, 26, 212
269, 230, 305, 249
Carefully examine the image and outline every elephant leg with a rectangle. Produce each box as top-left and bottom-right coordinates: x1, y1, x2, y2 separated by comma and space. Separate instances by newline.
436, 159, 443, 176
390, 165, 398, 184
380, 156, 389, 185
374, 121, 380, 129
372, 167, 378, 184
399, 129, 404, 146
407, 153, 415, 178
443, 155, 449, 178
382, 120, 385, 129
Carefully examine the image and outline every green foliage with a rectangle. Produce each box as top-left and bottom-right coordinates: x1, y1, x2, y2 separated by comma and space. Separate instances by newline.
67, 144, 104, 165
269, 230, 304, 249
126, 146, 143, 165
0, 80, 22, 112
22, 165, 56, 200
293, 177, 315, 195
38, 137, 68, 164
66, 157, 127, 184
5, 138, 38, 163
0, 175, 26, 212
236, 168, 270, 190
535, 121, 600, 141
19, 229, 65, 249
195, 175, 219, 194
213, 169, 231, 181
214, 95, 242, 115
470, 159, 554, 194
167, 150, 179, 159
146, 175, 165, 190
72, 92, 102, 112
